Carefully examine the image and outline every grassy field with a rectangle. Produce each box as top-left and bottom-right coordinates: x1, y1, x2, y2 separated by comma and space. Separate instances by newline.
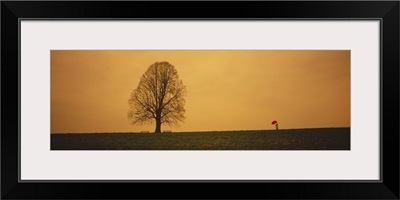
51, 128, 350, 150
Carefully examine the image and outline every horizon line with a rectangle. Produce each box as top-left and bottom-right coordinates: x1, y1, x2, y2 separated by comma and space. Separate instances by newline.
51, 127, 351, 134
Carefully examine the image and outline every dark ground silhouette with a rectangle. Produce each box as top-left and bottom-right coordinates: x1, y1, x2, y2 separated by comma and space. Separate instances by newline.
51, 127, 350, 150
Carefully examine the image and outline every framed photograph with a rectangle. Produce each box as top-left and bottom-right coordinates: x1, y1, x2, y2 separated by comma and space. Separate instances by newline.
2, 1, 399, 199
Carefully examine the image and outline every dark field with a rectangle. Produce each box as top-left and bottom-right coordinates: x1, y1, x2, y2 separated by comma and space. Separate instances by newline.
51, 128, 350, 150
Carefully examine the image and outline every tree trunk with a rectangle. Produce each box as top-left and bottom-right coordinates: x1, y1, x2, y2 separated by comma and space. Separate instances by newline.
155, 118, 161, 133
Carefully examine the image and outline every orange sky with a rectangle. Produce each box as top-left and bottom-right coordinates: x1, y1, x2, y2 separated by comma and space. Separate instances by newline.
51, 50, 350, 133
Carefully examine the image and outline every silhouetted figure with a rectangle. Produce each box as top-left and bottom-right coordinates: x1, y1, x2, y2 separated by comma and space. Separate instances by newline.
271, 120, 278, 130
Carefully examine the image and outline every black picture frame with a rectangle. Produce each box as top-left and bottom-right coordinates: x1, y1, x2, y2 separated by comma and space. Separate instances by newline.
2, 1, 399, 199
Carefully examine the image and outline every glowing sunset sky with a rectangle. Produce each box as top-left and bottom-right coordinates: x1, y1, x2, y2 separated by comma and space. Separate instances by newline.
51, 50, 350, 133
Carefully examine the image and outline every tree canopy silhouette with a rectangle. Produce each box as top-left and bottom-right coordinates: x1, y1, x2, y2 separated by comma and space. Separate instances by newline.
128, 62, 186, 133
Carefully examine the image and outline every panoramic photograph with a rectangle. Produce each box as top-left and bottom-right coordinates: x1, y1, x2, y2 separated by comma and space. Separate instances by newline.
51, 50, 350, 150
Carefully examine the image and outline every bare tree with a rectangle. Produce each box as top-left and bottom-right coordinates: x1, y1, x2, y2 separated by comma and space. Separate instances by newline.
128, 62, 186, 133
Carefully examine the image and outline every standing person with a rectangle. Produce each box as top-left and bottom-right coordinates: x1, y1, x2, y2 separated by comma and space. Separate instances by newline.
271, 120, 278, 130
